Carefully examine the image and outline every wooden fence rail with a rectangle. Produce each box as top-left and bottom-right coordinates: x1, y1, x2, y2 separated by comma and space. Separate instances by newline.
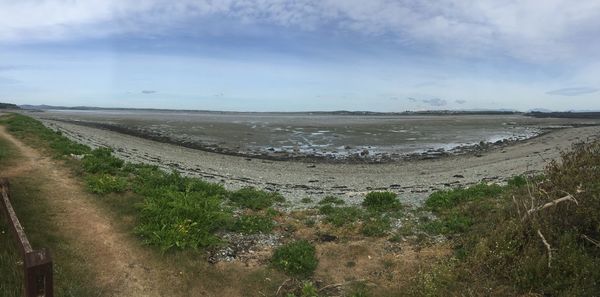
0, 178, 53, 297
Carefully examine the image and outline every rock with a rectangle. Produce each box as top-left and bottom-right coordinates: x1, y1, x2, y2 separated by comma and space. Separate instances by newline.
453, 174, 465, 178
318, 234, 338, 242
360, 149, 369, 156
307, 164, 316, 168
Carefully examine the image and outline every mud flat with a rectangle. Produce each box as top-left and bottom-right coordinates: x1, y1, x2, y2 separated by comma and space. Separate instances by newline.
30, 112, 600, 207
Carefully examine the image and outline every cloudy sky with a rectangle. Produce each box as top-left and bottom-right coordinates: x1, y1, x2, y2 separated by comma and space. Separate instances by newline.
1, 0, 599, 111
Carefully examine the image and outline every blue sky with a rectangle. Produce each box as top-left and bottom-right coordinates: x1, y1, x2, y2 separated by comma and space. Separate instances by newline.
1, 0, 599, 112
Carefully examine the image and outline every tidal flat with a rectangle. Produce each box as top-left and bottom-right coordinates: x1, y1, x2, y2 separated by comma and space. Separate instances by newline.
32, 110, 600, 205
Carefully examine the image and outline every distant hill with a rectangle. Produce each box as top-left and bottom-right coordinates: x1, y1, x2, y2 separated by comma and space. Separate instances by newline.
18, 104, 522, 116
526, 111, 600, 119
0, 102, 20, 109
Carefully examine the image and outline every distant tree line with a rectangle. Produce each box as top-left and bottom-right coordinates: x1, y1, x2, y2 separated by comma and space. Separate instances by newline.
0, 102, 20, 109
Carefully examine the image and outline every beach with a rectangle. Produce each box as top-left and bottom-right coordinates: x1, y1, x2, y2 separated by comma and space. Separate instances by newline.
31, 111, 600, 206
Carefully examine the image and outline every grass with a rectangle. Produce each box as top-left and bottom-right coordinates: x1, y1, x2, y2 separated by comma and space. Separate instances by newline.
233, 213, 275, 234
85, 174, 129, 194
320, 206, 364, 227
362, 191, 402, 212
361, 215, 392, 237
0, 133, 101, 296
318, 196, 345, 205
408, 140, 600, 296
272, 240, 318, 279
229, 187, 285, 210
424, 182, 503, 212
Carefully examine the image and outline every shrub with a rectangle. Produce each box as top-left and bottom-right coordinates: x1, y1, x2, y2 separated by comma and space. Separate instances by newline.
229, 187, 285, 210
507, 175, 527, 187
233, 214, 274, 234
85, 174, 128, 195
272, 240, 318, 278
362, 191, 401, 211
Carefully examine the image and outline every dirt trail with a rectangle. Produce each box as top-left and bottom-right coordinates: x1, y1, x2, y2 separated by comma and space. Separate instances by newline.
0, 126, 181, 297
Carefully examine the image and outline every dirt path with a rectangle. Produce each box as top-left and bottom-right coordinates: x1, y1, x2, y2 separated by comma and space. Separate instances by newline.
0, 126, 181, 297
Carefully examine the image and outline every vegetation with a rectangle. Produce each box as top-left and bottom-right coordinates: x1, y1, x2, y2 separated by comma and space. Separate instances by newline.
233, 214, 275, 234
362, 191, 402, 212
0, 132, 100, 296
318, 196, 345, 205
272, 240, 318, 278
229, 187, 285, 210
0, 102, 20, 109
410, 141, 600, 296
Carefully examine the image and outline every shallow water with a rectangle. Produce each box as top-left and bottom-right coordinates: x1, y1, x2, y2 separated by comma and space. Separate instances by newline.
37, 110, 585, 161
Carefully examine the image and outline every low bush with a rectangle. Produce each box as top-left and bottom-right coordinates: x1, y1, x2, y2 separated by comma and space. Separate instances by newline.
272, 240, 318, 278
408, 141, 600, 296
362, 191, 401, 211
229, 187, 285, 210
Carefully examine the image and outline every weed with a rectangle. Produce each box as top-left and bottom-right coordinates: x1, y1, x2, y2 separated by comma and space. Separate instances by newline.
322, 206, 364, 227
136, 190, 232, 251
229, 187, 285, 210
300, 197, 313, 204
232, 214, 274, 234
425, 183, 503, 212
85, 174, 128, 195
361, 215, 391, 237
82, 147, 124, 174
362, 191, 401, 212
272, 240, 318, 278
318, 196, 345, 205
422, 213, 472, 235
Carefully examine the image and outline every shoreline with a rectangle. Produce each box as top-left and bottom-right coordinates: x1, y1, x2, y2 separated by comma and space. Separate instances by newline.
40, 118, 594, 164
36, 116, 600, 207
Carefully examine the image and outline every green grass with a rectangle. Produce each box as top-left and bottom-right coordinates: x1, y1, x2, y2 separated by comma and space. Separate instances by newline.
424, 183, 503, 212
321, 206, 364, 227
318, 196, 345, 205
233, 214, 275, 234
229, 187, 285, 210
271, 240, 318, 279
85, 174, 128, 195
82, 147, 124, 174
0, 113, 90, 158
362, 191, 402, 212
361, 215, 392, 237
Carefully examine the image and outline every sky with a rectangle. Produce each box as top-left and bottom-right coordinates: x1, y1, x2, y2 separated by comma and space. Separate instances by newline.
0, 0, 599, 112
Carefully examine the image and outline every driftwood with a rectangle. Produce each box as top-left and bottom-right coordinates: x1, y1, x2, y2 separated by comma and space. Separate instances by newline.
522, 194, 578, 221
537, 230, 553, 268
582, 235, 600, 248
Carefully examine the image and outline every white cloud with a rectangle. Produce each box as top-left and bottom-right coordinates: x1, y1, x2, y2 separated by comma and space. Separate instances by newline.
1, 0, 599, 63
